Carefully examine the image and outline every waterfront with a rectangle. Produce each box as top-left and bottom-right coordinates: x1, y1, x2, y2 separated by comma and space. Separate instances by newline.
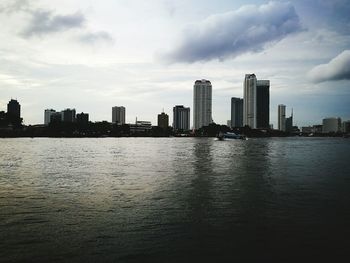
1, 137, 350, 262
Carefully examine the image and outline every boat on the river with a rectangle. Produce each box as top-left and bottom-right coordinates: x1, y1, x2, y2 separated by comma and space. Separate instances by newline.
217, 132, 247, 141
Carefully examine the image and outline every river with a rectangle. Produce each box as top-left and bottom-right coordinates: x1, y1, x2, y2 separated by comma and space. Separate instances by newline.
1, 137, 349, 262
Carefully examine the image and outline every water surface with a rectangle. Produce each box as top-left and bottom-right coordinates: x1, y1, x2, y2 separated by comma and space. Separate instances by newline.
1, 137, 349, 262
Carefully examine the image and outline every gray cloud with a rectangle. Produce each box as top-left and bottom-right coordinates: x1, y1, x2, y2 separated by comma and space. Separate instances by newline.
79, 31, 114, 44
308, 50, 350, 83
0, 0, 29, 13
294, 0, 350, 34
160, 1, 302, 63
0, 1, 113, 43
21, 10, 85, 37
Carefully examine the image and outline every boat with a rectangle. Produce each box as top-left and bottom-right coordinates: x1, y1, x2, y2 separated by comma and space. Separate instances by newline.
217, 132, 247, 140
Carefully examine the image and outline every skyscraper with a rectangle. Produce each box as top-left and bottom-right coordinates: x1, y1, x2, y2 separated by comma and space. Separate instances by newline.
44, 109, 56, 125
173, 105, 190, 131
256, 80, 270, 129
278, 104, 286, 131
157, 112, 169, 129
231, 97, 243, 128
193, 79, 212, 129
112, 106, 126, 125
243, 74, 270, 129
243, 74, 257, 128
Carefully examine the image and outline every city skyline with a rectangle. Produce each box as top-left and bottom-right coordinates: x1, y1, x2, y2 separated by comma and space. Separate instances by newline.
3, 95, 346, 132
0, 1, 349, 127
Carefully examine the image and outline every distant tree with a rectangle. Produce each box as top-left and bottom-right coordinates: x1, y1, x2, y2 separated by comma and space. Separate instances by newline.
195, 123, 231, 137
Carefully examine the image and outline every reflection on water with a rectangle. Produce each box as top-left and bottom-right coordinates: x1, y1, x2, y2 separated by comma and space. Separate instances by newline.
1, 137, 350, 262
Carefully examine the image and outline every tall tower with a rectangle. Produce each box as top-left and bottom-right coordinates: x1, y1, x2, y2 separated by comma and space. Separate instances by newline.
243, 74, 270, 129
193, 79, 212, 129
157, 111, 169, 129
278, 104, 286, 131
7, 99, 21, 126
256, 80, 270, 129
7, 99, 21, 120
286, 108, 293, 132
231, 97, 243, 128
243, 74, 257, 128
173, 105, 190, 131
112, 106, 126, 125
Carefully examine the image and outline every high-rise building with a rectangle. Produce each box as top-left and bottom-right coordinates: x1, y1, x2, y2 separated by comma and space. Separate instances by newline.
231, 97, 243, 128
322, 117, 341, 133
193, 79, 212, 129
243, 74, 257, 128
173, 105, 190, 131
256, 80, 270, 129
62, 108, 76, 122
243, 74, 270, 129
44, 109, 56, 125
278, 104, 286, 131
112, 106, 125, 125
157, 112, 169, 129
76, 112, 89, 125
286, 109, 293, 132
7, 99, 21, 120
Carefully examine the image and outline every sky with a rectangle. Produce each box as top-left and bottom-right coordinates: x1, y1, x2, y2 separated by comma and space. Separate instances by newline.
0, 0, 349, 127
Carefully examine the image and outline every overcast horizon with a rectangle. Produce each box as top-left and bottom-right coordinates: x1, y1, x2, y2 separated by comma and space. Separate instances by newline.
1, 0, 349, 127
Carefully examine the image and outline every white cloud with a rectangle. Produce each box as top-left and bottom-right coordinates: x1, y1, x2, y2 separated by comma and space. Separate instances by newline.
159, 1, 302, 63
308, 50, 350, 83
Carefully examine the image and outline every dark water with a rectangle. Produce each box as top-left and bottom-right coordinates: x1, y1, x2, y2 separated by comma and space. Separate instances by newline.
1, 137, 350, 262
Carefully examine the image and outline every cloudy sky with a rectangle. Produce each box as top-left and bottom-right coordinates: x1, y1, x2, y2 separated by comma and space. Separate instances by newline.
0, 0, 349, 127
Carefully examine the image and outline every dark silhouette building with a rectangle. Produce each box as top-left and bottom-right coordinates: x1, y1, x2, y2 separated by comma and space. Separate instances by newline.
286, 109, 293, 132
130, 121, 152, 134
231, 97, 243, 128
50, 112, 62, 124
62, 108, 76, 122
7, 99, 22, 126
0, 111, 7, 127
256, 80, 270, 129
44, 109, 56, 125
7, 99, 20, 119
77, 112, 89, 125
173, 105, 190, 131
157, 112, 169, 129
